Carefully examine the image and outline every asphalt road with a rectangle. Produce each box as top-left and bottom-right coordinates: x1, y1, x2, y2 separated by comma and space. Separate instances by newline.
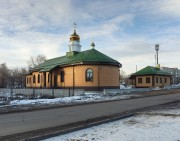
0, 93, 180, 137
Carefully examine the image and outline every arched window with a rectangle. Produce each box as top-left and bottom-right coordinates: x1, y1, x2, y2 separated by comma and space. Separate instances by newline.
29, 77, 31, 83
86, 69, 93, 81
61, 71, 64, 82
38, 74, 40, 83
48, 73, 50, 83
27, 78, 28, 84
33, 75, 36, 83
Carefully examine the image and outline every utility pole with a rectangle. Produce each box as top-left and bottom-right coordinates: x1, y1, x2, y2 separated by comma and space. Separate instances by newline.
155, 44, 159, 66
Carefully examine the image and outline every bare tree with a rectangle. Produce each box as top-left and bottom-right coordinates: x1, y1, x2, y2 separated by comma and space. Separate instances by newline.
0, 63, 9, 88
8, 67, 28, 88
8, 68, 19, 88
27, 54, 46, 69
120, 69, 126, 83
16, 68, 28, 88
0, 63, 28, 88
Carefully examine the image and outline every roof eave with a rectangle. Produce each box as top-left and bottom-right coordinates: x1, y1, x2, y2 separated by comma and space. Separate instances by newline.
54, 61, 121, 68
130, 73, 171, 77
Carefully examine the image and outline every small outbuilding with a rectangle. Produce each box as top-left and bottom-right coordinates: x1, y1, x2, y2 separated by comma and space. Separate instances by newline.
130, 66, 171, 88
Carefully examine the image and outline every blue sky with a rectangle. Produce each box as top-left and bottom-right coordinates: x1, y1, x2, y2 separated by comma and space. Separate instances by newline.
0, 0, 180, 75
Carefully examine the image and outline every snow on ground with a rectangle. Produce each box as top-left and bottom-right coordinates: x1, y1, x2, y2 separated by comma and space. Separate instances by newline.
120, 84, 132, 89
152, 87, 161, 91
0, 94, 135, 107
0, 92, 10, 97
148, 108, 180, 115
43, 109, 180, 141
172, 83, 180, 87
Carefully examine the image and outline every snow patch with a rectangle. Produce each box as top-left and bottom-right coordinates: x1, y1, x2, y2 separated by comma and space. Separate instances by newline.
7, 94, 133, 106
120, 85, 132, 89
43, 109, 180, 141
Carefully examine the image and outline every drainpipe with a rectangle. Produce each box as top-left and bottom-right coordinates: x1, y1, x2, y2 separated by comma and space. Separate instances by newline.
73, 66, 75, 95
98, 65, 101, 91
50, 72, 52, 88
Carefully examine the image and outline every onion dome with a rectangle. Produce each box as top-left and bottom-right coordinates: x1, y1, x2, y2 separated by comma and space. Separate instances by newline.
70, 30, 80, 41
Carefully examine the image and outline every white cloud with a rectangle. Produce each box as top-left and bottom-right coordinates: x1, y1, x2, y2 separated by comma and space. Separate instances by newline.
80, 14, 134, 40
159, 0, 180, 17
0, 0, 79, 68
0, 30, 69, 68
0, 0, 179, 74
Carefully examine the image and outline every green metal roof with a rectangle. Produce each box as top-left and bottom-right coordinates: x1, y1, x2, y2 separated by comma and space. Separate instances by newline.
130, 66, 171, 77
32, 48, 121, 72
39, 65, 57, 72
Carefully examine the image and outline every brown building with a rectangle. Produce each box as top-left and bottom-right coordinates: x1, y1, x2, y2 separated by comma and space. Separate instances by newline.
130, 66, 171, 88
26, 29, 122, 90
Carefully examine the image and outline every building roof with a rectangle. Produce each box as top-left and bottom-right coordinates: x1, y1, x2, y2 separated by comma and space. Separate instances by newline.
32, 48, 121, 72
130, 66, 171, 78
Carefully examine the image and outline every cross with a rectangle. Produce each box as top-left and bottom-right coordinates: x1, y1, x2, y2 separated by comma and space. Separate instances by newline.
73, 23, 77, 31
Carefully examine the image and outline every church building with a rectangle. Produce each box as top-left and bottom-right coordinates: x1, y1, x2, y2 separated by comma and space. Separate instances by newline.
26, 27, 122, 90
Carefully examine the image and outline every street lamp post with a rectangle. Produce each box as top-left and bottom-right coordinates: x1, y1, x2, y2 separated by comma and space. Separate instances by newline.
155, 44, 159, 66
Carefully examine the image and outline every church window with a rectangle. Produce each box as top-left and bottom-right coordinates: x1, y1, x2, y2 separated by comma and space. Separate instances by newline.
86, 69, 93, 81
138, 78, 142, 84
33, 75, 36, 83
146, 77, 150, 83
48, 74, 50, 83
60, 71, 65, 82
156, 77, 158, 83
38, 74, 40, 83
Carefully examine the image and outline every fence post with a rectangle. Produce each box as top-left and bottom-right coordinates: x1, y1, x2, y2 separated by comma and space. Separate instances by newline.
103, 89, 106, 95
52, 89, 54, 97
33, 89, 35, 99
68, 88, 70, 97
10, 88, 13, 99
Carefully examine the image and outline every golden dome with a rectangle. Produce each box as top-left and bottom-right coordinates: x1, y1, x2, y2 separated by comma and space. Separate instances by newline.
70, 30, 80, 41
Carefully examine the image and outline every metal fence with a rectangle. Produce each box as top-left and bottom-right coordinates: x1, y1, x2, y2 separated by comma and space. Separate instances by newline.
104, 85, 180, 94
0, 88, 84, 99
0, 84, 180, 99
103, 88, 153, 94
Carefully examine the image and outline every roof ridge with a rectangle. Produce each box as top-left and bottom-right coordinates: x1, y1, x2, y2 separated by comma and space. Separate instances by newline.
149, 66, 155, 73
